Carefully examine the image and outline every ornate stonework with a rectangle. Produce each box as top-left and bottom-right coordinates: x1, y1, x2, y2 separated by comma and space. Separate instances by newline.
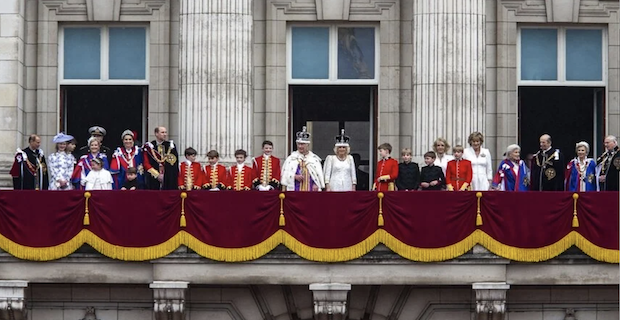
0, 281, 28, 320
473, 282, 510, 320
150, 281, 189, 320
310, 283, 351, 320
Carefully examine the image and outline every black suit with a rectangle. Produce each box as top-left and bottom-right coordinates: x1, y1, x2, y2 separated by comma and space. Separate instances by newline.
530, 148, 565, 191
396, 162, 420, 190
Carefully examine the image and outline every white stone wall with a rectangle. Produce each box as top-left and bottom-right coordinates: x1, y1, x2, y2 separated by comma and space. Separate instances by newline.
21, 284, 619, 320
0, 0, 26, 184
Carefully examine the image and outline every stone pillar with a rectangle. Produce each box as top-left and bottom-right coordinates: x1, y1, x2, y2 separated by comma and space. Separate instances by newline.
0, 0, 26, 187
411, 0, 486, 154
472, 282, 509, 320
179, 0, 253, 162
0, 280, 28, 320
309, 283, 351, 320
150, 281, 189, 320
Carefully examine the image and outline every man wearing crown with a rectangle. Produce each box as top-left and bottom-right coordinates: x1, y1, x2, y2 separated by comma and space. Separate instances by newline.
281, 126, 325, 191
143, 126, 179, 190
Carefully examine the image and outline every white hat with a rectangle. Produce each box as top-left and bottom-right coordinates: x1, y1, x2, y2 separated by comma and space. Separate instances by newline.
296, 126, 311, 144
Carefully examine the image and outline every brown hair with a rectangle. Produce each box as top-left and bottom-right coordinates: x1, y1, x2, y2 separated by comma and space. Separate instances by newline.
423, 151, 436, 159
207, 150, 219, 158
126, 167, 137, 174
468, 132, 484, 145
452, 145, 464, 153
377, 143, 392, 153
234, 149, 247, 157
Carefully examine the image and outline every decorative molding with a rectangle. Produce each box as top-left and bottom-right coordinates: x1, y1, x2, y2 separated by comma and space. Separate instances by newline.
309, 283, 351, 320
150, 281, 189, 320
473, 282, 510, 320
0, 280, 28, 320
42, 0, 165, 18
501, 0, 619, 20
272, 0, 317, 15
315, 0, 351, 20
349, 0, 397, 16
80, 307, 100, 320
501, 0, 547, 17
545, 0, 581, 22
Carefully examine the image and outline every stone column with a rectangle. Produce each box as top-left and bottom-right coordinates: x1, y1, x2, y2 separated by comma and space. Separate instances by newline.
411, 0, 486, 154
0, 280, 28, 320
150, 281, 189, 320
309, 283, 351, 320
472, 282, 509, 320
179, 0, 253, 162
0, 0, 26, 187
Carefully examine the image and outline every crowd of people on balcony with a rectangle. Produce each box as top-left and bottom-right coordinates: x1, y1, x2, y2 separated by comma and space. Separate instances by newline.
8, 125, 620, 192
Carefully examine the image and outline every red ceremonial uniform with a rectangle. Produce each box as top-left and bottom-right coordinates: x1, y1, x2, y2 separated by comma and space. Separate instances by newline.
204, 163, 228, 190
178, 161, 204, 190
445, 159, 473, 191
373, 157, 399, 191
228, 164, 254, 191
252, 155, 281, 190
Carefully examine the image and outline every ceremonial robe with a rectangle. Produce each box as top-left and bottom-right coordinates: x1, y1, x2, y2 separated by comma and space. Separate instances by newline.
565, 158, 597, 192
143, 140, 179, 190
228, 164, 254, 191
492, 159, 529, 192
281, 151, 325, 191
178, 161, 204, 190
204, 163, 228, 190
10, 148, 48, 190
530, 148, 565, 191
252, 155, 281, 191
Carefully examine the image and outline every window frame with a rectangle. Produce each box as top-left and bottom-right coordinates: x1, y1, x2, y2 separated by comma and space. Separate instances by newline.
59, 24, 150, 85
517, 25, 607, 87
287, 23, 380, 85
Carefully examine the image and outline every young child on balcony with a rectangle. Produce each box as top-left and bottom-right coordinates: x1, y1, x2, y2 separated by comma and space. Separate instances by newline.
228, 149, 254, 191
395, 148, 420, 191
445, 145, 473, 191
82, 158, 113, 191
373, 143, 399, 191
420, 151, 445, 191
178, 147, 203, 191
121, 167, 139, 190
203, 150, 227, 191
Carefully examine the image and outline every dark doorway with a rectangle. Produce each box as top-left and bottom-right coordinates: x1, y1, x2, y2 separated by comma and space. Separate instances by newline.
290, 85, 376, 189
61, 85, 147, 151
519, 86, 605, 159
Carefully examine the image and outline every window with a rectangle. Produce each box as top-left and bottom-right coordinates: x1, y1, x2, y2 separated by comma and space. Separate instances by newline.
288, 25, 379, 84
60, 26, 148, 84
518, 26, 605, 85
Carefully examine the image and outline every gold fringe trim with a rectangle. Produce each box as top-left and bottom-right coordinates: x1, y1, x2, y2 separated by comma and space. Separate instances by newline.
282, 230, 381, 262
0, 230, 616, 263
183, 230, 282, 262
381, 229, 477, 262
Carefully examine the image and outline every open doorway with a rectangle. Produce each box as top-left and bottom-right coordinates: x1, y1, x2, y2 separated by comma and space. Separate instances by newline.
290, 85, 377, 190
519, 86, 605, 159
61, 85, 147, 152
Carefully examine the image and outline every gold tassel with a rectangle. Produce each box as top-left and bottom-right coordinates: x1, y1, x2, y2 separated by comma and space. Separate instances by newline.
572, 193, 579, 228
476, 192, 483, 226
377, 192, 384, 227
83, 192, 91, 226
180, 192, 187, 227
279, 193, 286, 227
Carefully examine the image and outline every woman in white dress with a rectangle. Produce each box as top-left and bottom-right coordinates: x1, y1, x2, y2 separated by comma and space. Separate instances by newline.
324, 129, 357, 191
48, 133, 76, 190
463, 132, 493, 191
433, 137, 454, 175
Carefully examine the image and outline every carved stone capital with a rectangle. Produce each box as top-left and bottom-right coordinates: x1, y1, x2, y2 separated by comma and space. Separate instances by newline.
309, 283, 351, 320
0, 280, 28, 320
150, 281, 189, 320
473, 282, 510, 320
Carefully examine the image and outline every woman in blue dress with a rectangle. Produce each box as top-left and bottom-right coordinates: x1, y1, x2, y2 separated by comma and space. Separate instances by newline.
565, 141, 597, 192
